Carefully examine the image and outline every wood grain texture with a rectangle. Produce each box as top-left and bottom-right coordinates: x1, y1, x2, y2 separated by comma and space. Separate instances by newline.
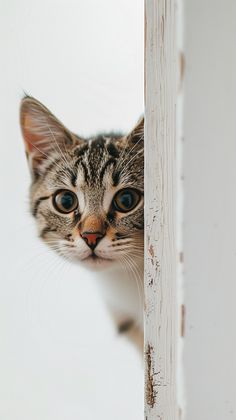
144, 0, 178, 418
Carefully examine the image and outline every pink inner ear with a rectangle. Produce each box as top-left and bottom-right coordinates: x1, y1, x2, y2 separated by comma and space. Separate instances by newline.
22, 114, 43, 154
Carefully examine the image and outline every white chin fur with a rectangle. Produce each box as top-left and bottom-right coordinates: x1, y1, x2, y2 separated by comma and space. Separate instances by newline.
79, 255, 115, 271
65, 250, 117, 271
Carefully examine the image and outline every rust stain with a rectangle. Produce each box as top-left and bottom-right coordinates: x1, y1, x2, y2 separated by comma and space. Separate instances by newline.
179, 251, 184, 263
180, 304, 186, 337
148, 244, 155, 258
145, 344, 157, 408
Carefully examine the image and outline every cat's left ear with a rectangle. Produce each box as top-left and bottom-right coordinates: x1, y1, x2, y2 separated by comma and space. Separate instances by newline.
126, 116, 144, 147
20, 96, 78, 178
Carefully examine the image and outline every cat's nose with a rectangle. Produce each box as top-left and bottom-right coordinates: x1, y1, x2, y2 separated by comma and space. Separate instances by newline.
80, 231, 104, 250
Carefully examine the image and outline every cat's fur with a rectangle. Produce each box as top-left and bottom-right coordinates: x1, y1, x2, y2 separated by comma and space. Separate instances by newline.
20, 96, 144, 350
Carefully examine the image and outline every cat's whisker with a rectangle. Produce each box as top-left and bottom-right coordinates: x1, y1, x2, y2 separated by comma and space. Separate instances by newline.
127, 257, 144, 305
115, 131, 143, 172
117, 248, 143, 256
28, 255, 71, 321
23, 248, 63, 279
119, 148, 144, 177
119, 254, 143, 319
27, 139, 71, 175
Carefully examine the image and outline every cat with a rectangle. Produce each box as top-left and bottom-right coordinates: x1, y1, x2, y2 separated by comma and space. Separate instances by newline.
20, 96, 144, 351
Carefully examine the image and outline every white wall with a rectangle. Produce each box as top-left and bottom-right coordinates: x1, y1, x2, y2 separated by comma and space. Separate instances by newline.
183, 1, 236, 418
0, 1, 143, 419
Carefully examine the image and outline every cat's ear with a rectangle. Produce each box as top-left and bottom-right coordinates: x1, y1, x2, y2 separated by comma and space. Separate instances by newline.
126, 116, 144, 147
20, 96, 76, 177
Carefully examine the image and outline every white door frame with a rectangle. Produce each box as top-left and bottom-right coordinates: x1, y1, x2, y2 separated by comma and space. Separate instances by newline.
144, 1, 183, 418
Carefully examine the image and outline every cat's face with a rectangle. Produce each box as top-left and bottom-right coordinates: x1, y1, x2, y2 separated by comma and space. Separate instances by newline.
20, 97, 144, 270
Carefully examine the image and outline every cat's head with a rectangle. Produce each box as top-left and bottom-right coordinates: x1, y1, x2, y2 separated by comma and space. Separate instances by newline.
20, 96, 144, 270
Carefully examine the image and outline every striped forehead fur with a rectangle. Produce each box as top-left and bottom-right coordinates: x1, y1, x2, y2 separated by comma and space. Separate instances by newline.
34, 134, 144, 193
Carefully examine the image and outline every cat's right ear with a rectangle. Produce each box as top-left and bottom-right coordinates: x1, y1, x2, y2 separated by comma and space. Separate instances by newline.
126, 116, 144, 147
20, 96, 76, 178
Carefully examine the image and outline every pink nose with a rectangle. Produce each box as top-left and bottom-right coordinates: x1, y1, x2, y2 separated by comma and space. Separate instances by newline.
80, 231, 104, 249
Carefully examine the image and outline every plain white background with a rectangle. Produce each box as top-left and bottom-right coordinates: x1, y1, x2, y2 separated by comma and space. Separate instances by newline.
0, 1, 144, 419
183, 1, 236, 418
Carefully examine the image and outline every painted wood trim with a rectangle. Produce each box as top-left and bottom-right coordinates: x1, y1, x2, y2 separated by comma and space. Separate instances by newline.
144, 1, 179, 418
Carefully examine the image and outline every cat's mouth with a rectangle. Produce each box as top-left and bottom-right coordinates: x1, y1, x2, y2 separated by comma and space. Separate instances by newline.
81, 252, 113, 270
86, 253, 101, 261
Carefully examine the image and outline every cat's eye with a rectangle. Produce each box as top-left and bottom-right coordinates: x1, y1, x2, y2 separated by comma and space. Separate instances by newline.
53, 190, 78, 214
113, 188, 141, 213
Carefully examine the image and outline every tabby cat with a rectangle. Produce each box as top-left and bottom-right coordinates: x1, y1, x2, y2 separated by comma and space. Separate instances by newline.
20, 96, 144, 350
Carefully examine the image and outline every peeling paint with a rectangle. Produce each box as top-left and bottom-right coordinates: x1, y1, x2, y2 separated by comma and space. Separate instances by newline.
145, 0, 179, 418
145, 344, 157, 408
148, 244, 155, 258
149, 277, 154, 286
